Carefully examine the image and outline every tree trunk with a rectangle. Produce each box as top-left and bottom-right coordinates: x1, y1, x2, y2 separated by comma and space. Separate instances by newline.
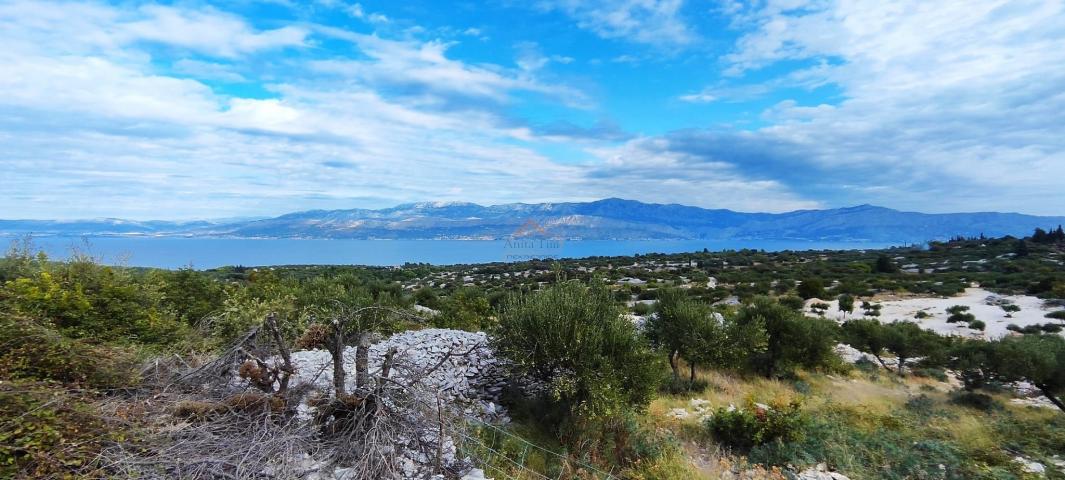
872, 354, 891, 372
264, 314, 294, 395
689, 361, 697, 385
1036, 383, 1065, 413
330, 320, 346, 397
668, 350, 679, 382
896, 357, 907, 376
355, 331, 372, 393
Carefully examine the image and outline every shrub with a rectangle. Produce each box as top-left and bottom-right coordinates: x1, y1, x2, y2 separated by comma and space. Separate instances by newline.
777, 295, 804, 311
854, 357, 880, 375
1, 258, 187, 344
650, 290, 766, 385
861, 301, 882, 317
949, 391, 998, 411
632, 302, 653, 316
747, 406, 975, 479
949, 339, 997, 391
874, 255, 899, 274
810, 302, 831, 315
434, 287, 494, 331
946, 305, 970, 315
988, 334, 1065, 413
912, 367, 948, 382
705, 400, 807, 452
904, 394, 937, 416
1008, 323, 1058, 335
493, 279, 660, 429
797, 277, 826, 300
735, 297, 839, 378
661, 377, 710, 395
0, 381, 120, 478
947, 312, 975, 324
968, 320, 986, 331
0, 314, 137, 388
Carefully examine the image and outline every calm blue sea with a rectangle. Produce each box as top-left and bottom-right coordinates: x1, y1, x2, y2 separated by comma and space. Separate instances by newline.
12, 237, 896, 269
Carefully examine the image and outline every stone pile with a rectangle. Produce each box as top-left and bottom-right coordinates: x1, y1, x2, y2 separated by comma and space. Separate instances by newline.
240, 329, 511, 479
284, 328, 510, 423
833, 343, 900, 369
796, 464, 851, 480
371, 329, 510, 423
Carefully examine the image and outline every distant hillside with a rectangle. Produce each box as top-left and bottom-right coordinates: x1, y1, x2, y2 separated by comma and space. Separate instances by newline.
3, 199, 1064, 243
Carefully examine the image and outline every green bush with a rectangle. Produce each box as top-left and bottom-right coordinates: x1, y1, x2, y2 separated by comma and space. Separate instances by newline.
1, 258, 191, 344
949, 391, 998, 411
0, 314, 138, 388
735, 297, 840, 378
903, 394, 941, 417
705, 400, 806, 452
1041, 323, 1063, 333
632, 302, 653, 316
748, 406, 977, 479
912, 367, 948, 382
947, 312, 976, 324
493, 279, 660, 430
777, 295, 805, 311
433, 287, 494, 331
0, 381, 121, 478
797, 278, 826, 300
661, 377, 709, 395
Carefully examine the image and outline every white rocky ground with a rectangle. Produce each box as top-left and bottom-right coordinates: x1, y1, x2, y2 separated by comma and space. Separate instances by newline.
806, 288, 1064, 339
232, 329, 509, 479
284, 329, 510, 423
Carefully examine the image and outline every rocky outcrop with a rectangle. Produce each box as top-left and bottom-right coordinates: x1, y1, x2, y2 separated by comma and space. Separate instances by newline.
237, 328, 511, 479
796, 464, 851, 480
285, 329, 510, 423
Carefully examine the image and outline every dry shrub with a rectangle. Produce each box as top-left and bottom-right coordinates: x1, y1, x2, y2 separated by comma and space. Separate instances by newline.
296, 322, 331, 350
224, 392, 286, 414
172, 400, 226, 420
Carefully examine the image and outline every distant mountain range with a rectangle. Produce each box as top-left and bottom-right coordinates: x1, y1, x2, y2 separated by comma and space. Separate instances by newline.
3, 199, 1064, 243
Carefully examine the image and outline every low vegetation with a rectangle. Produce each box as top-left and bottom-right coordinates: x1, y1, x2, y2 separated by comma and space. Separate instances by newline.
1, 229, 1064, 479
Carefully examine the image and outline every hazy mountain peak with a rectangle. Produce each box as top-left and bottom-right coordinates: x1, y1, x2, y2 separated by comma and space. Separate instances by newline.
3, 199, 1063, 243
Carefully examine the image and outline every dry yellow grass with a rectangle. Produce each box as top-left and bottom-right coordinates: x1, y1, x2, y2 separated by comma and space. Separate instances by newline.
647, 361, 1065, 479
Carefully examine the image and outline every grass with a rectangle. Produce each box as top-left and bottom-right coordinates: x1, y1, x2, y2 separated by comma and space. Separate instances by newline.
644, 361, 1065, 479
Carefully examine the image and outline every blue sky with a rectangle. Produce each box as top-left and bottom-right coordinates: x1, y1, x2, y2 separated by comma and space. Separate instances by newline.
1, 0, 1064, 219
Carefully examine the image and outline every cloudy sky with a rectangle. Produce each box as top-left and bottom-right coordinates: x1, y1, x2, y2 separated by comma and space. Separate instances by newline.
2, 0, 1064, 219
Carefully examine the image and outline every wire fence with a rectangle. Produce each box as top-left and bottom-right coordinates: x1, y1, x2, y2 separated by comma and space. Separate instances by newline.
455, 418, 618, 480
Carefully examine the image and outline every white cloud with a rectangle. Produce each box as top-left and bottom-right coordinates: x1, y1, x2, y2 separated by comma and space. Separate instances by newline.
578, 136, 821, 212
172, 59, 246, 82
310, 30, 587, 106
121, 5, 307, 57
0, 1, 307, 58
0, 1, 598, 219
0, 0, 820, 219
678, 91, 715, 103
705, 0, 1065, 214
339, 2, 388, 23
538, 0, 694, 46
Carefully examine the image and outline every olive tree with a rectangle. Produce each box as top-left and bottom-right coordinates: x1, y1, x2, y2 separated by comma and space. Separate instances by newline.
649, 289, 765, 386
991, 334, 1065, 413
837, 293, 855, 319
843, 319, 942, 375
493, 280, 659, 428
734, 296, 839, 378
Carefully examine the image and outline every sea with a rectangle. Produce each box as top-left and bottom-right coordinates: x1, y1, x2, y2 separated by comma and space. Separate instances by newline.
11, 237, 898, 270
